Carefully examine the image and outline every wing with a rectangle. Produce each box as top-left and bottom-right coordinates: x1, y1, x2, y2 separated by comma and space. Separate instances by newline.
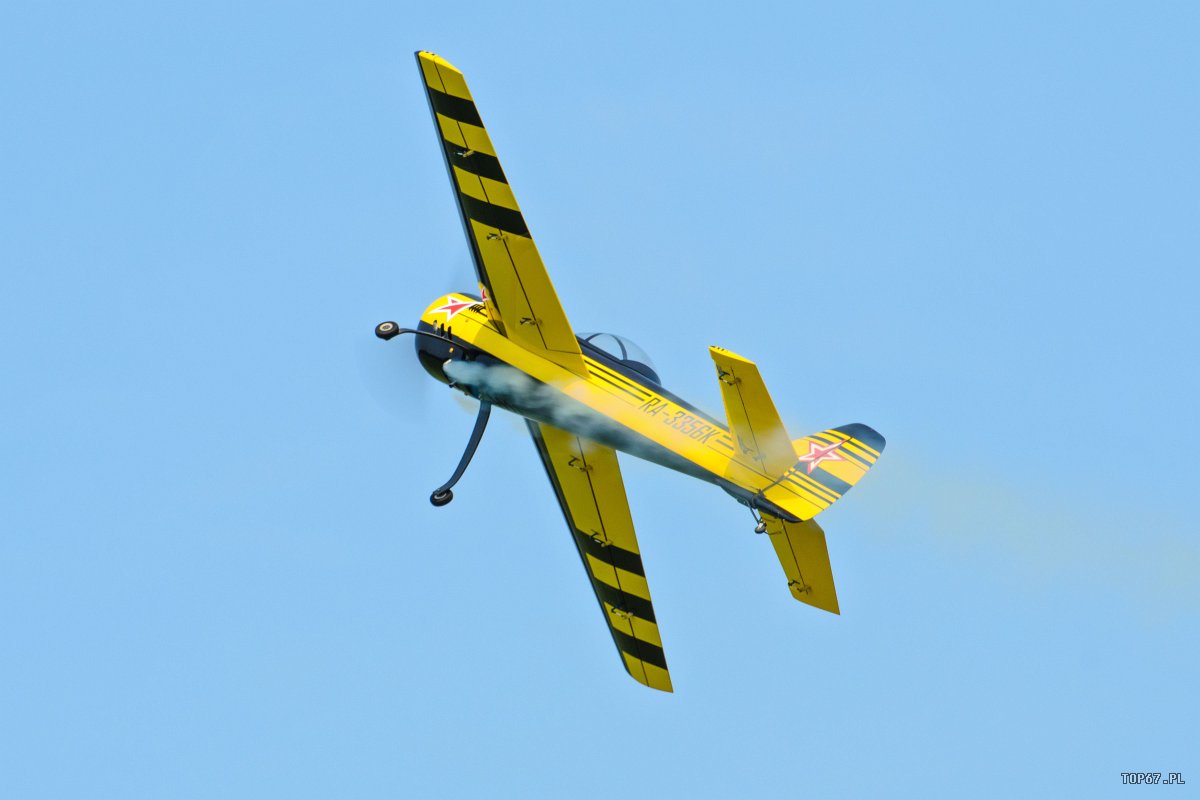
526, 420, 673, 692
416, 51, 587, 378
761, 512, 840, 614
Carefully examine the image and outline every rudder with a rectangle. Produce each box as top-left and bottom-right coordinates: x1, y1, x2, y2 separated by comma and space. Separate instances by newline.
757, 423, 886, 521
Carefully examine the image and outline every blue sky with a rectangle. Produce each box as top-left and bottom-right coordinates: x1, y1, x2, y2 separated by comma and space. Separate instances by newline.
2, 2, 1196, 797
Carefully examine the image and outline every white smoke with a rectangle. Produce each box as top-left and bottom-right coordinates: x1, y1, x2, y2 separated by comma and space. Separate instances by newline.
443, 360, 605, 436
442, 360, 679, 467
857, 453, 1200, 619
446, 364, 1197, 619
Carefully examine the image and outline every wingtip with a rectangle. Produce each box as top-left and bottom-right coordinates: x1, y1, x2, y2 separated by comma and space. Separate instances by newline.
708, 344, 752, 364
624, 656, 674, 693
643, 675, 675, 693
791, 585, 840, 615
414, 50, 461, 73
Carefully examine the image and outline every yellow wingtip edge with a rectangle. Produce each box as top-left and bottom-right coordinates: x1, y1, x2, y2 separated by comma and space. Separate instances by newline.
415, 50, 461, 73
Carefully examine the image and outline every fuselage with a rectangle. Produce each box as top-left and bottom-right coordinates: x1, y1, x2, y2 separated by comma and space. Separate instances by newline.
414, 293, 803, 520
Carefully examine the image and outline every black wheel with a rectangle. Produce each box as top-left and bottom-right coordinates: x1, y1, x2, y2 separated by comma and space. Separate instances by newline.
430, 489, 453, 507
375, 321, 400, 340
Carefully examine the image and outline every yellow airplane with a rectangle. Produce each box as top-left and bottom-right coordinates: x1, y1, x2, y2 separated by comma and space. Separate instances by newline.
376, 52, 886, 692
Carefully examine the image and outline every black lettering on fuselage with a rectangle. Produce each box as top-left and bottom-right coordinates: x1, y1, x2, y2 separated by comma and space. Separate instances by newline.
638, 396, 723, 444
638, 397, 667, 418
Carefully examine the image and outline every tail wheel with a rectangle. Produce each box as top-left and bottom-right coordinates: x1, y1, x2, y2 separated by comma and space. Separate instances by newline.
430, 489, 453, 507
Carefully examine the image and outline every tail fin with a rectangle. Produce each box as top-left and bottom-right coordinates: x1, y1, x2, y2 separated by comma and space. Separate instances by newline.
757, 423, 886, 521
759, 426, 884, 611
708, 348, 884, 612
708, 346, 796, 476
709, 346, 885, 521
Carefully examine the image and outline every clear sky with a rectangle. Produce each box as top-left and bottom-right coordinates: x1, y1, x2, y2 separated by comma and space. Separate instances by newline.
2, 2, 1197, 797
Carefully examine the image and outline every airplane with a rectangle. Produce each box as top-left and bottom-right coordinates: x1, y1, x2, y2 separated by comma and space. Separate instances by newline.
375, 51, 886, 692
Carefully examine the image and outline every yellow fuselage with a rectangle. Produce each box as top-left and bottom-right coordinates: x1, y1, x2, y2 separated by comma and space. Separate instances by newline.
417, 294, 801, 520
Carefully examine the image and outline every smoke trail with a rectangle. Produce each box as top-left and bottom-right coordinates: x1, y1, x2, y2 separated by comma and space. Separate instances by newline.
442, 360, 702, 472
856, 452, 1200, 618
443, 361, 1199, 619
443, 361, 598, 432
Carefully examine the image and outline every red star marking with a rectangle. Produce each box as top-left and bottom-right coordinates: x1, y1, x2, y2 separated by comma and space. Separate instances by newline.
432, 296, 473, 320
796, 439, 846, 474
480, 285, 490, 303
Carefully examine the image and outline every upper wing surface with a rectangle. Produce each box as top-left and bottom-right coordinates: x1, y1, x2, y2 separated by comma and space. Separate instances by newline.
526, 420, 673, 692
416, 51, 587, 377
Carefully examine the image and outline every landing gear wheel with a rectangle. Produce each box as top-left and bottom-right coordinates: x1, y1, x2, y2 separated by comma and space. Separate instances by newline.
430, 489, 454, 507
375, 321, 400, 340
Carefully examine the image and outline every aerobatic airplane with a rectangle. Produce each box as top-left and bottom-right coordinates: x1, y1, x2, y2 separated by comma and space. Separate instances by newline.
376, 52, 885, 692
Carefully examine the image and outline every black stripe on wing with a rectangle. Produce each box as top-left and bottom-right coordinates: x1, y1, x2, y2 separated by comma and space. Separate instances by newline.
526, 421, 667, 679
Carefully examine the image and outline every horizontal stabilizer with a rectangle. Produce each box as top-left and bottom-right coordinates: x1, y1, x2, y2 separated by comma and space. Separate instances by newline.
708, 346, 795, 477
761, 513, 839, 613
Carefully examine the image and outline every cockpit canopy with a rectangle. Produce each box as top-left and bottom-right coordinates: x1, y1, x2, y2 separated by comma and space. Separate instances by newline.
577, 332, 660, 384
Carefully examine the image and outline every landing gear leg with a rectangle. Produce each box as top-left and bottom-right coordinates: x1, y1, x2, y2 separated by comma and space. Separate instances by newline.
750, 504, 767, 534
429, 401, 492, 507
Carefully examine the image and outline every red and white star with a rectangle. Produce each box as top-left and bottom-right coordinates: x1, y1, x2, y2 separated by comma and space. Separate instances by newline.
432, 296, 474, 321
796, 438, 846, 474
